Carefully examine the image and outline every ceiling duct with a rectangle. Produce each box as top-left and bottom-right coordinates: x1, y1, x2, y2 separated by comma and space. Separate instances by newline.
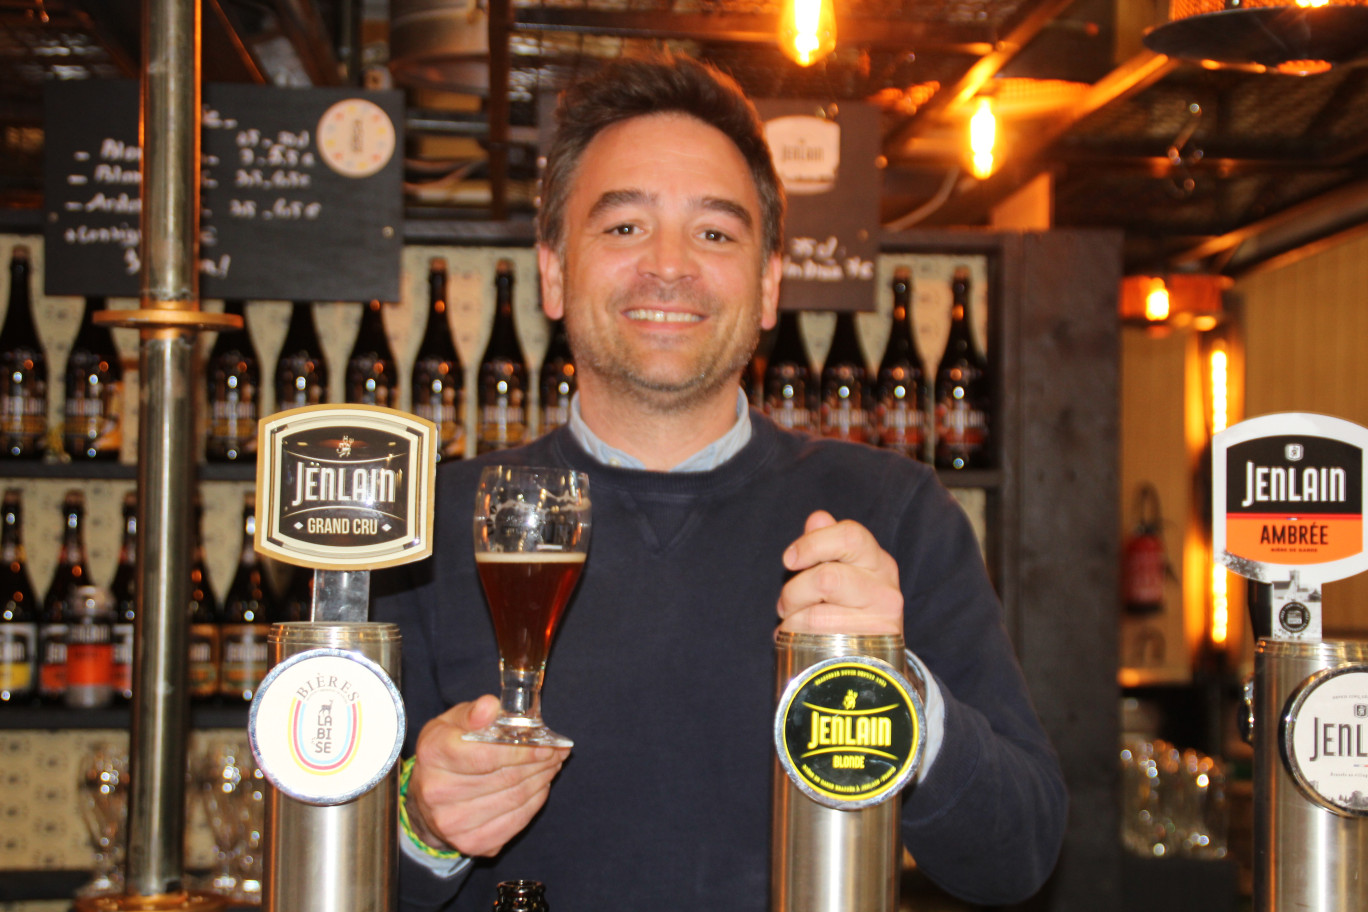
389, 0, 491, 94
1143, 0, 1368, 73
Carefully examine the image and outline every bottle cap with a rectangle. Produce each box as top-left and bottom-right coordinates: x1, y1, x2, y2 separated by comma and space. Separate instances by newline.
10, 244, 29, 260
893, 266, 910, 280
430, 257, 447, 271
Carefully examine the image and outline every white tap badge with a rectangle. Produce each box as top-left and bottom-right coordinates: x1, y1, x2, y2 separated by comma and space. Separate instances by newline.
249, 648, 406, 805
1213, 412, 1368, 583
1282, 664, 1368, 817
256, 404, 437, 570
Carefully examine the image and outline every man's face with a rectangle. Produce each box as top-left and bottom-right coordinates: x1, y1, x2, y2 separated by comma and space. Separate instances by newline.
539, 112, 780, 415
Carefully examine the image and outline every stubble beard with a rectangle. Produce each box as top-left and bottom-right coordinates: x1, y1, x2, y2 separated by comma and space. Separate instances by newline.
566, 281, 762, 416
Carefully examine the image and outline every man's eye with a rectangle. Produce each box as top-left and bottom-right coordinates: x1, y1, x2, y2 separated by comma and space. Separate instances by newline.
607, 224, 637, 236
702, 229, 732, 243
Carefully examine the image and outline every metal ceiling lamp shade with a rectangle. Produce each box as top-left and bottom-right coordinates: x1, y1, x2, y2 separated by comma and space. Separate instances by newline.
389, 0, 491, 94
1144, 0, 1368, 73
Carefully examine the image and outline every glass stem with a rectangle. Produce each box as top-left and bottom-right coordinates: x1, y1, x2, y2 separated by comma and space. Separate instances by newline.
496, 663, 546, 725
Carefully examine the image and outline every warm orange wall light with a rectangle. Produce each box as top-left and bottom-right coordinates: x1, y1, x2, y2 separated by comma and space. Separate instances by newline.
778, 0, 836, 66
968, 97, 996, 179
1209, 342, 1230, 647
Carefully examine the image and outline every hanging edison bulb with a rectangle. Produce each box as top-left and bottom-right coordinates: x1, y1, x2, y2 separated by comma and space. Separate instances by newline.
778, 0, 837, 67
968, 97, 996, 180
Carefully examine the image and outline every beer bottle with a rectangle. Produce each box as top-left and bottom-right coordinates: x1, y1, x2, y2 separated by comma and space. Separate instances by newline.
873, 268, 928, 460
0, 489, 38, 703
187, 500, 221, 702
109, 492, 137, 702
39, 490, 89, 703
64, 585, 114, 710
493, 880, 548, 911
0, 245, 48, 459
538, 317, 574, 437
345, 299, 399, 408
205, 299, 260, 463
762, 309, 814, 433
63, 296, 124, 461
275, 302, 328, 412
933, 267, 991, 470
477, 260, 528, 453
819, 310, 870, 443
220, 494, 275, 703
411, 258, 466, 461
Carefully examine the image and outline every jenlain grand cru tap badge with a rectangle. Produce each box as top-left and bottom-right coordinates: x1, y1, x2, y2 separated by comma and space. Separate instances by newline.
775, 655, 924, 809
256, 404, 438, 569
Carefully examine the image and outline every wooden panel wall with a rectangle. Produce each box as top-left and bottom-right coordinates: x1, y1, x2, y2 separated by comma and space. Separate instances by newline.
1236, 233, 1368, 635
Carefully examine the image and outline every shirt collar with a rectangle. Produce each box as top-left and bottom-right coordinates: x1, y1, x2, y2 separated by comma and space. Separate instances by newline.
566, 388, 753, 472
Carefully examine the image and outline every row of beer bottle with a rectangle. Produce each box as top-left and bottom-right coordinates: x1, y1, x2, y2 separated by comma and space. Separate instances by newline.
0, 248, 576, 463
208, 257, 571, 463
0, 486, 286, 707
750, 266, 992, 470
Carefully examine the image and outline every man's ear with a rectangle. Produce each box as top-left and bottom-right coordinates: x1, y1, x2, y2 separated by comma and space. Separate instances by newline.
760, 253, 782, 330
538, 244, 564, 320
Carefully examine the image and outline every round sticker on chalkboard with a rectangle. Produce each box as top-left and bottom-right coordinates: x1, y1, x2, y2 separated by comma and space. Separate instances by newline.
318, 98, 396, 179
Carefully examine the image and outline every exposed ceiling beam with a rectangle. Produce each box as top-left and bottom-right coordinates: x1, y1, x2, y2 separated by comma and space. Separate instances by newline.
883, 0, 1081, 153
511, 8, 994, 54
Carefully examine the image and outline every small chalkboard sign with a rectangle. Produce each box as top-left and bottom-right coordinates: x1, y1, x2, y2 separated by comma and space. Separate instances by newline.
757, 100, 881, 313
43, 80, 404, 302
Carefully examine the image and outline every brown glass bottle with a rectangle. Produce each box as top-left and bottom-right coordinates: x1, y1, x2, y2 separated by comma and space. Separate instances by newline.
762, 309, 815, 433
346, 299, 399, 408
205, 299, 260, 463
219, 494, 275, 703
874, 268, 928, 460
63, 296, 124, 460
109, 492, 137, 702
538, 317, 574, 437
819, 310, 870, 443
0, 246, 48, 459
187, 500, 221, 702
933, 267, 991, 470
275, 302, 329, 412
411, 258, 466, 461
477, 260, 528, 453
0, 489, 38, 703
493, 880, 548, 911
39, 490, 89, 703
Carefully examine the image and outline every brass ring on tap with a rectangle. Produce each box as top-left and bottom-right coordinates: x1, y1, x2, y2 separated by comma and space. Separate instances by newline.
74, 890, 227, 912
93, 308, 242, 332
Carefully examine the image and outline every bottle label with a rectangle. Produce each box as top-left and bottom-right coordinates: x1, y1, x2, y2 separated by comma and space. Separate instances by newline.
768, 400, 812, 432
541, 401, 570, 435
189, 624, 221, 696
877, 401, 926, 455
220, 624, 271, 699
38, 623, 68, 696
67, 624, 113, 687
821, 401, 869, 443
112, 622, 134, 697
0, 623, 36, 694
936, 403, 988, 444
64, 382, 123, 454
0, 389, 47, 436
414, 399, 466, 458
479, 402, 526, 450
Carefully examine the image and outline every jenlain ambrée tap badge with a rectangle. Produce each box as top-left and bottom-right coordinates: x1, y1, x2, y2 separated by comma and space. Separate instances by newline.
775, 655, 925, 809
256, 404, 437, 569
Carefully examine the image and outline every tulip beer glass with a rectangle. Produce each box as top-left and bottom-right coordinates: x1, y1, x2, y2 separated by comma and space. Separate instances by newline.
463, 465, 590, 748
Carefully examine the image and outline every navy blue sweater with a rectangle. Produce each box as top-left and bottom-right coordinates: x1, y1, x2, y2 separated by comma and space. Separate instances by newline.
373, 414, 1067, 910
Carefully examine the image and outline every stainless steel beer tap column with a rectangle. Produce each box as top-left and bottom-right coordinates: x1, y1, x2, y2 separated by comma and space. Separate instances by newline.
250, 405, 437, 912
771, 631, 926, 912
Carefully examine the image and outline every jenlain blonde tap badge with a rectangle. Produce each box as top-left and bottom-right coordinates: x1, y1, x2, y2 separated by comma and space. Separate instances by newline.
775, 655, 925, 809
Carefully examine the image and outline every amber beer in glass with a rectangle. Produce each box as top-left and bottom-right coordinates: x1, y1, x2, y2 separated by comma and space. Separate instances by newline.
464, 466, 590, 748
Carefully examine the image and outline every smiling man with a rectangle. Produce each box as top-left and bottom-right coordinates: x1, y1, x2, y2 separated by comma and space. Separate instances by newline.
375, 51, 1067, 912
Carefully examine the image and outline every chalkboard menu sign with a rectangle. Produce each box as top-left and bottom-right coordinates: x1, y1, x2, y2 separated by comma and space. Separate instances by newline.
756, 100, 880, 313
43, 80, 404, 302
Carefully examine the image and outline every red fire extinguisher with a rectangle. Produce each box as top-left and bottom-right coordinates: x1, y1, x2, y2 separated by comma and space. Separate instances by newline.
1122, 483, 1167, 615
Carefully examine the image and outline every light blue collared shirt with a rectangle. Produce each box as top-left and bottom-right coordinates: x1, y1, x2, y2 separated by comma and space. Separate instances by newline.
565, 388, 752, 472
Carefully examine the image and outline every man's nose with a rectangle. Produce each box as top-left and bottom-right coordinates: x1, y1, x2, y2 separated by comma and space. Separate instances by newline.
639, 229, 697, 283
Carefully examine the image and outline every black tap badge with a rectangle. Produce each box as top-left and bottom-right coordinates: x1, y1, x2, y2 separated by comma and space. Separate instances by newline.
774, 655, 925, 809
1214, 413, 1368, 583
257, 404, 437, 570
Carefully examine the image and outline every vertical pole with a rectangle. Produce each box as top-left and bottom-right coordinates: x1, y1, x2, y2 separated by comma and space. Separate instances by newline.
127, 0, 199, 899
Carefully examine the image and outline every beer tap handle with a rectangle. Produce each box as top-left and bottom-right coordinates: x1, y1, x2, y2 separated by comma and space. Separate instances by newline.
312, 569, 371, 623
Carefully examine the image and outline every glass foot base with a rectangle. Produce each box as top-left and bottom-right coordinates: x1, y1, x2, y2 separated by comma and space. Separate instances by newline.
463, 720, 573, 749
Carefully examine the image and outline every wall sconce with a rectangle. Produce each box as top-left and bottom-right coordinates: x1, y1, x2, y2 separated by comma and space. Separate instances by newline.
778, 0, 836, 67
1208, 340, 1230, 648
968, 97, 996, 180
1120, 273, 1231, 331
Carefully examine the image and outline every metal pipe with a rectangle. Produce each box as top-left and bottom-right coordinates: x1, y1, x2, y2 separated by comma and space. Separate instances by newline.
127, 0, 200, 899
